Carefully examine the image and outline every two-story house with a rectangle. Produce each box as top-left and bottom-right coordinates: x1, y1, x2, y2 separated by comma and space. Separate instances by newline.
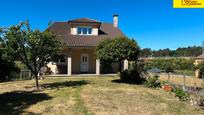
47, 15, 126, 75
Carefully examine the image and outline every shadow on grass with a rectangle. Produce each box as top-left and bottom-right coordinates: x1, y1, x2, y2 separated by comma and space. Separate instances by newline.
0, 91, 52, 115
112, 79, 145, 85
40, 80, 89, 90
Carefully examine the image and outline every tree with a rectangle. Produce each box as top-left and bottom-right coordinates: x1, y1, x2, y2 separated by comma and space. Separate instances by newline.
142, 46, 202, 57
0, 21, 62, 90
96, 37, 140, 72
152, 48, 172, 57
140, 48, 152, 57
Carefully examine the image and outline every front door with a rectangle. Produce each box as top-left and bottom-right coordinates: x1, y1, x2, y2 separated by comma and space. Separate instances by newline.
80, 54, 89, 72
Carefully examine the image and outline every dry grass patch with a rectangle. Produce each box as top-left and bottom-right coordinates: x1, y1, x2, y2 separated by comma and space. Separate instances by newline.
81, 77, 204, 115
0, 76, 204, 115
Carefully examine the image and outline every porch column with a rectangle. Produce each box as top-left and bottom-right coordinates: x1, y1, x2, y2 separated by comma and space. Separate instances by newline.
195, 69, 200, 78
123, 59, 129, 70
67, 56, 72, 76
96, 59, 100, 75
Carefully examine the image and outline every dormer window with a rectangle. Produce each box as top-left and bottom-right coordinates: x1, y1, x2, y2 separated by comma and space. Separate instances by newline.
77, 27, 92, 35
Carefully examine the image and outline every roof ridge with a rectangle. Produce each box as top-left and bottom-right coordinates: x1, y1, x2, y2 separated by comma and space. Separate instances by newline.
82, 17, 101, 23
54, 21, 67, 23
68, 17, 101, 23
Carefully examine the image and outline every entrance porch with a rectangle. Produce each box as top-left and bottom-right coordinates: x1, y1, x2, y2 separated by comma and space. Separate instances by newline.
47, 47, 128, 76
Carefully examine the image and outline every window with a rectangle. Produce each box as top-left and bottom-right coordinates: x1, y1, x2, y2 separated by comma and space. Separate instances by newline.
77, 28, 82, 35
77, 27, 92, 35
88, 28, 92, 34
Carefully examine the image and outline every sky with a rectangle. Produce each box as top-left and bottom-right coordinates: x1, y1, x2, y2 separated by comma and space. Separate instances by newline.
0, 0, 204, 50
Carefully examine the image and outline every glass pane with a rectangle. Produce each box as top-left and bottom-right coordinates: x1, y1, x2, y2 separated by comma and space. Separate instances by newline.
88, 28, 92, 34
85, 57, 87, 62
83, 28, 87, 34
77, 28, 82, 34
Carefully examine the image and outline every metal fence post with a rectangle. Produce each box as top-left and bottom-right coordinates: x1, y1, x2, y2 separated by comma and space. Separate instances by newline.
168, 72, 170, 83
183, 75, 186, 90
20, 70, 22, 80
29, 70, 32, 79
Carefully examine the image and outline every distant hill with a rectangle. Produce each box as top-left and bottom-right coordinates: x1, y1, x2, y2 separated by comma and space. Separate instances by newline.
140, 46, 202, 57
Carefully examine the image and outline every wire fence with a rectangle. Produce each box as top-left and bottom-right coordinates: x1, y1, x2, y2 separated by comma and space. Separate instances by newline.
11, 70, 33, 80
158, 73, 204, 96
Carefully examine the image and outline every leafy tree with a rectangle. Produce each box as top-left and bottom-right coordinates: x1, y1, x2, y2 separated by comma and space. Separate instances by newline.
0, 21, 62, 90
152, 48, 172, 57
96, 37, 140, 72
174, 46, 202, 57
140, 46, 202, 57
140, 48, 152, 57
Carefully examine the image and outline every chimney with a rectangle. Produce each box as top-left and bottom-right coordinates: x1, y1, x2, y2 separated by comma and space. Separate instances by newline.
113, 15, 118, 28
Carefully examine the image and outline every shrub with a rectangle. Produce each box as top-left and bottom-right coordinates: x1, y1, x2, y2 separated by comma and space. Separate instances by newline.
144, 75, 161, 88
172, 87, 189, 101
119, 62, 146, 84
199, 96, 204, 106
199, 63, 204, 78
101, 61, 113, 74
0, 50, 19, 81
144, 58, 194, 72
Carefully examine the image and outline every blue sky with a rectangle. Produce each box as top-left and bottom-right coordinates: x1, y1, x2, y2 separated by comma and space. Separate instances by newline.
0, 0, 204, 50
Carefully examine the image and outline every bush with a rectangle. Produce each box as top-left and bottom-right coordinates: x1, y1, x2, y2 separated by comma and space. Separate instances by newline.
144, 75, 161, 88
172, 87, 189, 101
174, 70, 194, 76
199, 63, 204, 78
144, 58, 194, 72
0, 50, 19, 81
101, 61, 113, 74
199, 96, 204, 106
119, 62, 146, 84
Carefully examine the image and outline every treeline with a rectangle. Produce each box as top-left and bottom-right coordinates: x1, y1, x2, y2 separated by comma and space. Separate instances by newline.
140, 46, 202, 57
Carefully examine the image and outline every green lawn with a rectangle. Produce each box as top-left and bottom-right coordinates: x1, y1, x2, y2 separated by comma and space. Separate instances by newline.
0, 76, 204, 115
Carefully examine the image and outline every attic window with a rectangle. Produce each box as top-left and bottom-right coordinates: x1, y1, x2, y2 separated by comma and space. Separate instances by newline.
77, 27, 92, 35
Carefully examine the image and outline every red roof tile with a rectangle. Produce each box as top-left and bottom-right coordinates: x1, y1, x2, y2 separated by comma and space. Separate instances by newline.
196, 53, 204, 59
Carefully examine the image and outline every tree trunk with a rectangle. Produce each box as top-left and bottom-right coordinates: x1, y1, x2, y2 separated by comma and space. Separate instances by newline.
34, 73, 39, 90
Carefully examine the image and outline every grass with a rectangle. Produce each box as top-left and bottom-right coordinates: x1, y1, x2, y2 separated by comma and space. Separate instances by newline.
0, 76, 204, 115
174, 70, 194, 76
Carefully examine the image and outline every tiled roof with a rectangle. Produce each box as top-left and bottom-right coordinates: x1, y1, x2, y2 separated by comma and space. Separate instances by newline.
48, 20, 124, 47
68, 18, 100, 23
196, 53, 204, 59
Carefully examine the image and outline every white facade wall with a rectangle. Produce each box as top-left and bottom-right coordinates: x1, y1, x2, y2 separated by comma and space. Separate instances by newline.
71, 27, 77, 35
92, 28, 98, 35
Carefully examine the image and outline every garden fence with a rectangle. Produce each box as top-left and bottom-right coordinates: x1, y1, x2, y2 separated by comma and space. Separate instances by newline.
12, 70, 33, 80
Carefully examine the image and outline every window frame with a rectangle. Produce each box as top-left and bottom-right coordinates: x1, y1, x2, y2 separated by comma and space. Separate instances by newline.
77, 26, 93, 35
